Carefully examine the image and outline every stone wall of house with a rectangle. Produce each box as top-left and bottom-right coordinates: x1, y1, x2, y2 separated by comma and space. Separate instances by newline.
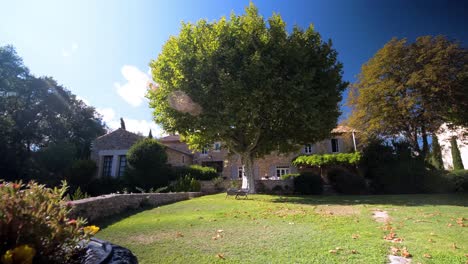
166, 148, 193, 167
69, 192, 203, 223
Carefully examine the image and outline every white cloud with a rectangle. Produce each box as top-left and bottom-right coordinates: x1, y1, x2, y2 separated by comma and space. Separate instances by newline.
115, 65, 153, 107
96, 107, 165, 137
61, 42, 79, 57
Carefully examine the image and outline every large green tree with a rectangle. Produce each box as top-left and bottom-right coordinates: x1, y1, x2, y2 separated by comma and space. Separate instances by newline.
149, 4, 347, 192
348, 36, 467, 158
0, 45, 106, 181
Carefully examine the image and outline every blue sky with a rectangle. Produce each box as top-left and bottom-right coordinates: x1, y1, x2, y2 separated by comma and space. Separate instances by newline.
1, 0, 466, 136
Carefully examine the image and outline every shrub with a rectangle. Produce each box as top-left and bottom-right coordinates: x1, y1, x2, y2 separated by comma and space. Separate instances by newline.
171, 175, 201, 192
447, 170, 468, 192
360, 140, 427, 194
272, 185, 283, 194
86, 176, 125, 196
230, 180, 242, 189
255, 181, 267, 193
171, 165, 218, 181
327, 168, 367, 194
67, 159, 97, 191
125, 138, 170, 190
67, 186, 89, 201
280, 173, 300, 180
293, 172, 323, 195
212, 177, 225, 191
0, 181, 98, 264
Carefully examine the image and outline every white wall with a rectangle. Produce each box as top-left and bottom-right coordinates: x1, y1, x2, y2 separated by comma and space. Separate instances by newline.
436, 124, 467, 170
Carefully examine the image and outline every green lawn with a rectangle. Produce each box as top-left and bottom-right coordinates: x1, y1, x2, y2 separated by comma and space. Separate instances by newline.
97, 194, 468, 264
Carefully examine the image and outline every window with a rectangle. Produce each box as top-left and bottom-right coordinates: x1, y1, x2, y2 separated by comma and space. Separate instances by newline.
201, 147, 208, 155
102, 156, 113, 177
118, 155, 127, 177
304, 144, 313, 154
276, 166, 290, 178
238, 166, 245, 179
331, 138, 339, 153
213, 142, 221, 152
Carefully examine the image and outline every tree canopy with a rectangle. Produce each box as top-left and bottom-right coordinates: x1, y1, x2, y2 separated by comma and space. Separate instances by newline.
347, 36, 467, 157
149, 4, 347, 192
0, 45, 106, 181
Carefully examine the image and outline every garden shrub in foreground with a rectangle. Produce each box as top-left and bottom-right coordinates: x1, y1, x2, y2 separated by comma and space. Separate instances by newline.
0, 181, 99, 264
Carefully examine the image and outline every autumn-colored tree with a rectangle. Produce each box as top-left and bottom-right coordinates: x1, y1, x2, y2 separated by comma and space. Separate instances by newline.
149, 4, 346, 192
348, 36, 467, 158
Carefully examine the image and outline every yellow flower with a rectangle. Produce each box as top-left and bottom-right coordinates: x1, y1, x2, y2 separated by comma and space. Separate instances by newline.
83, 225, 100, 235
1, 245, 36, 264
1, 250, 13, 264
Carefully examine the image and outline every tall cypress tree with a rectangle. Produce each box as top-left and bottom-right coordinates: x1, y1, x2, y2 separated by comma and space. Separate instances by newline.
430, 135, 444, 170
450, 137, 464, 170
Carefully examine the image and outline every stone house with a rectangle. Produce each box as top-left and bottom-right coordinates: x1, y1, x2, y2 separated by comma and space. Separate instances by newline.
91, 126, 357, 180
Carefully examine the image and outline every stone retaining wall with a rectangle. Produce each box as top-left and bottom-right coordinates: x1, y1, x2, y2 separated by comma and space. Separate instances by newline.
70, 192, 202, 223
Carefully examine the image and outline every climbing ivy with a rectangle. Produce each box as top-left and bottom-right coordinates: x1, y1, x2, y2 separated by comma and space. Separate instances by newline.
293, 152, 361, 167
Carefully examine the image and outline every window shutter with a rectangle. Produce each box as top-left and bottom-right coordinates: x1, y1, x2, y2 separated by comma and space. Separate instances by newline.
231, 166, 237, 180
269, 165, 276, 178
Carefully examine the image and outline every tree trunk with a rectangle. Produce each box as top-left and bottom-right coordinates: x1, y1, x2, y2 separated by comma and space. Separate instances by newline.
421, 126, 429, 160
240, 152, 256, 193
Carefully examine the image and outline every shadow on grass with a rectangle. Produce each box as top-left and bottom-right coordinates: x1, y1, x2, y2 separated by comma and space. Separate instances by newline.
92, 205, 155, 230
269, 193, 468, 207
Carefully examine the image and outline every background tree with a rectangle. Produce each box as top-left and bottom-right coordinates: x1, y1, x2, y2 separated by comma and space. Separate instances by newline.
149, 3, 347, 192
451, 137, 464, 170
120, 117, 126, 130
430, 135, 444, 170
125, 138, 170, 190
348, 36, 467, 158
0, 45, 106, 181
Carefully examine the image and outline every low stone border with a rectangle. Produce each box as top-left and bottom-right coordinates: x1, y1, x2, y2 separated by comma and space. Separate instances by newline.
69, 192, 203, 223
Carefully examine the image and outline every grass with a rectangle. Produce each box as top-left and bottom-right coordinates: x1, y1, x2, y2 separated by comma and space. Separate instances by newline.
97, 194, 468, 264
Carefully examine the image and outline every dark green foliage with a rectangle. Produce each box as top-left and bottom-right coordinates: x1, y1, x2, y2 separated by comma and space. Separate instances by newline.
120, 117, 126, 130
451, 137, 464, 170
67, 159, 97, 191
327, 168, 366, 194
446, 170, 468, 192
422, 170, 468, 193
87, 177, 125, 196
171, 175, 201, 192
293, 152, 361, 167
430, 135, 444, 170
280, 173, 300, 180
33, 142, 77, 185
0, 45, 105, 182
125, 138, 170, 190
293, 172, 323, 195
272, 185, 283, 194
361, 140, 427, 194
171, 165, 218, 181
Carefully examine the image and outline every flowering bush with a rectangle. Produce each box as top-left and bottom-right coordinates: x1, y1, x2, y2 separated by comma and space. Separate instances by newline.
0, 181, 98, 264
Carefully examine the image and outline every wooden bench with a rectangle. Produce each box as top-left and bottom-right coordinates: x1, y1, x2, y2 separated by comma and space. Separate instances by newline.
226, 188, 248, 199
